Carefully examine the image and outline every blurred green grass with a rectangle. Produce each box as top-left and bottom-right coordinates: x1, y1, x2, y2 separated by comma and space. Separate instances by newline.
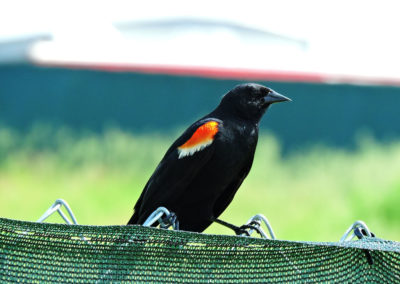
0, 125, 399, 241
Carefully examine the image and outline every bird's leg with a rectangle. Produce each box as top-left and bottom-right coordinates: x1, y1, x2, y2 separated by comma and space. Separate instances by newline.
214, 218, 250, 236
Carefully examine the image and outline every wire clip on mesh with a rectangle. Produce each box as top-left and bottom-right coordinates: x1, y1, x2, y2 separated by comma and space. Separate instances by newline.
339, 220, 374, 242
340, 220, 376, 265
239, 214, 276, 239
36, 199, 79, 225
142, 207, 180, 230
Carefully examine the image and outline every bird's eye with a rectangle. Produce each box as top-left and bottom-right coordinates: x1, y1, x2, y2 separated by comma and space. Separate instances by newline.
257, 90, 268, 98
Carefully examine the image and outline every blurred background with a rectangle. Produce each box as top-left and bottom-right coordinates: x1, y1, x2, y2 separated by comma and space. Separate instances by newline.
0, 0, 399, 241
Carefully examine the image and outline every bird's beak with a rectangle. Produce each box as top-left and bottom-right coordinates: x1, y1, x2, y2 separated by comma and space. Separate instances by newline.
264, 90, 292, 104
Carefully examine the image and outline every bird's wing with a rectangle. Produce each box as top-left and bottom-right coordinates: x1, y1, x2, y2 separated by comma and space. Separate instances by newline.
130, 118, 222, 224
212, 154, 254, 219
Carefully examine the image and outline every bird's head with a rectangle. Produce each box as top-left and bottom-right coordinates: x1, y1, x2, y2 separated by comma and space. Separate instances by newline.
218, 83, 291, 123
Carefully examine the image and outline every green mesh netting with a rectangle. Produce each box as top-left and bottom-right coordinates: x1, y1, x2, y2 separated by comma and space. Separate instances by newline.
1, 217, 399, 283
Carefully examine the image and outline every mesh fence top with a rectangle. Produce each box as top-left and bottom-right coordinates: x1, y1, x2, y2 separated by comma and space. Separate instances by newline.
0, 217, 399, 283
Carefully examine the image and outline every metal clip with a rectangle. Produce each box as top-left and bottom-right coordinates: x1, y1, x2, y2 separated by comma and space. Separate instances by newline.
339, 220, 372, 242
37, 199, 79, 224
339, 220, 375, 265
241, 214, 276, 239
34, 199, 89, 241
142, 207, 180, 230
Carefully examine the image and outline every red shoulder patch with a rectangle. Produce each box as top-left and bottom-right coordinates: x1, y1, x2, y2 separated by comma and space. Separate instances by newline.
178, 121, 219, 158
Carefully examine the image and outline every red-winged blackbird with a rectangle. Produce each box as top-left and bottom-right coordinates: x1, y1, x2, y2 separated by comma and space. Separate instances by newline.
128, 83, 290, 233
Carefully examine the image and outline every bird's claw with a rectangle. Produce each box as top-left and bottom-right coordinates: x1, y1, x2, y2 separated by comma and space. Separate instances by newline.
234, 223, 264, 237
234, 225, 252, 236
160, 211, 180, 230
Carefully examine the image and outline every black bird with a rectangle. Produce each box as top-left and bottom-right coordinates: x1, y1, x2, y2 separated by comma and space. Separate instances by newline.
128, 83, 290, 233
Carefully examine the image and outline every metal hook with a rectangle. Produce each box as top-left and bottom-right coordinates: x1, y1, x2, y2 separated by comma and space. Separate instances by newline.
339, 220, 375, 265
142, 207, 180, 230
36, 199, 79, 225
33, 199, 89, 242
339, 220, 372, 242
243, 214, 276, 239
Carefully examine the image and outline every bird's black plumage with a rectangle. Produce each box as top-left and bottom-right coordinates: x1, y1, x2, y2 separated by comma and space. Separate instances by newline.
128, 83, 290, 232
